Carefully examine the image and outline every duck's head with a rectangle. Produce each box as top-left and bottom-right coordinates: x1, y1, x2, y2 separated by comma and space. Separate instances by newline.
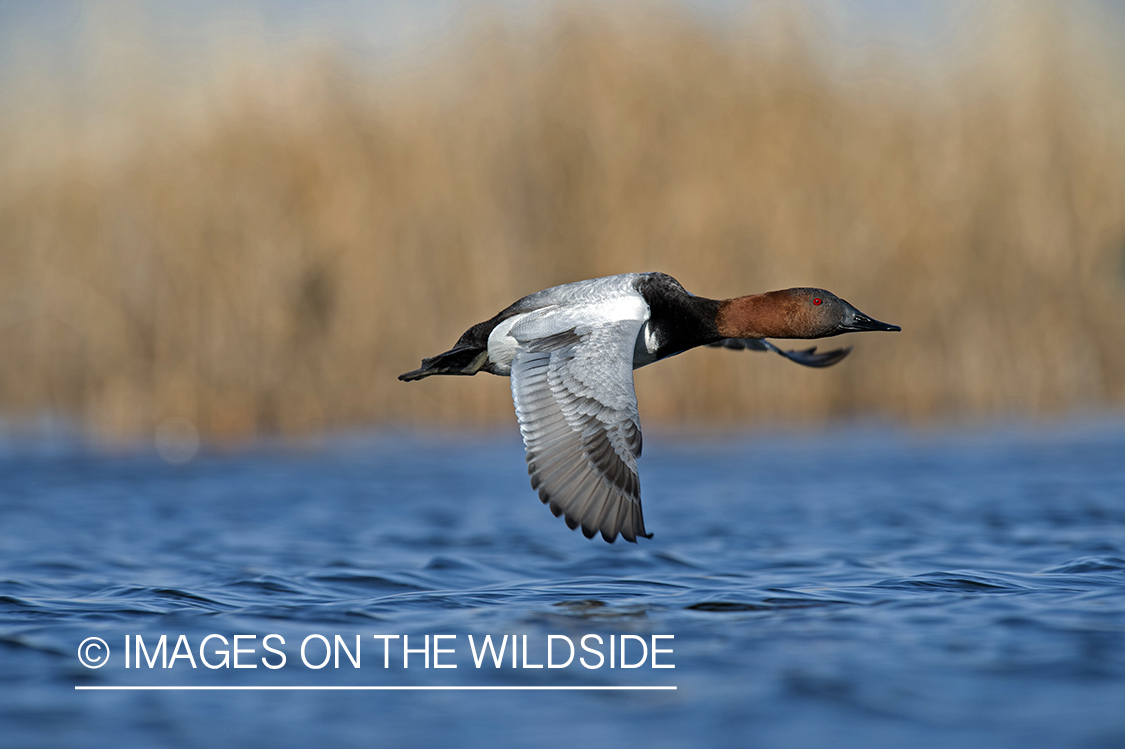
717, 288, 901, 340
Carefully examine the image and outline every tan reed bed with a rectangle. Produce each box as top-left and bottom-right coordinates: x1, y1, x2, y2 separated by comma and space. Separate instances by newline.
1, 5, 1123, 442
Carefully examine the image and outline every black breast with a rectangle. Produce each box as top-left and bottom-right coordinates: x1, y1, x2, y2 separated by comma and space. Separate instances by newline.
634, 273, 722, 362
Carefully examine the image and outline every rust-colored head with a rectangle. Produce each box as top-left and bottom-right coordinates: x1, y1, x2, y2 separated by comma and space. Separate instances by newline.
716, 288, 900, 340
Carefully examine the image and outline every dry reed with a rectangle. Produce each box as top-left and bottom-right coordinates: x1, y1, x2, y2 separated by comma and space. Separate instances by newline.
1, 4, 1124, 442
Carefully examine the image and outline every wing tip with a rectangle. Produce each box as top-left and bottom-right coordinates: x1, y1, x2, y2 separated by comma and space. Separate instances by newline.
536, 488, 652, 544
601, 526, 653, 544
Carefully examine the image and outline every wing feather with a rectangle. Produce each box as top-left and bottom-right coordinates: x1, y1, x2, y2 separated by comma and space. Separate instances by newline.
708, 338, 852, 368
510, 319, 651, 543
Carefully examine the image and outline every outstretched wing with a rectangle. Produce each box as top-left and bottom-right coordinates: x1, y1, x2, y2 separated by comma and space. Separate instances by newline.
510, 320, 650, 543
708, 337, 852, 368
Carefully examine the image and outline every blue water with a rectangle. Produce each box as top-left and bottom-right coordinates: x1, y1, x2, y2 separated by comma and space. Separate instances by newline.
2, 421, 1124, 748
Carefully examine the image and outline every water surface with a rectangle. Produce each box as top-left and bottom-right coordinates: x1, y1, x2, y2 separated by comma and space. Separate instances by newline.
2, 422, 1124, 748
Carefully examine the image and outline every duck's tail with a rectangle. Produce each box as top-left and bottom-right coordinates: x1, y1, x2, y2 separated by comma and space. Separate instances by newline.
398, 346, 489, 381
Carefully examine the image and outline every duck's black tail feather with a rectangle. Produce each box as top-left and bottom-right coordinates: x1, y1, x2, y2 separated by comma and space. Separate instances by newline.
398, 346, 489, 381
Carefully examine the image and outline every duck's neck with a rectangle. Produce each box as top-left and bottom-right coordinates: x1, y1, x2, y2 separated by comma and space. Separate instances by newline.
716, 292, 798, 339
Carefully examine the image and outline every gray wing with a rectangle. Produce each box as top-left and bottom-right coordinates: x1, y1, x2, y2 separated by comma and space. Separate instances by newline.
708, 338, 852, 368
510, 322, 650, 543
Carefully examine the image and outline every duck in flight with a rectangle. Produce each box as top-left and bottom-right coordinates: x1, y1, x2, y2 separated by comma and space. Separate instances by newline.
400, 272, 900, 543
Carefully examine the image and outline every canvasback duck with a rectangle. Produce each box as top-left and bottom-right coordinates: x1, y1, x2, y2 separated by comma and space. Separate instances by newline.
400, 272, 899, 543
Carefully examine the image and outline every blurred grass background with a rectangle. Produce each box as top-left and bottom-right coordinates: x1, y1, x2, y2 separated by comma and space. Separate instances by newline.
2, 2, 1124, 443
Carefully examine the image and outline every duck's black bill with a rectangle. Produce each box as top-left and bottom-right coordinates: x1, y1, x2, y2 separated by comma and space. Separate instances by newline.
843, 313, 901, 333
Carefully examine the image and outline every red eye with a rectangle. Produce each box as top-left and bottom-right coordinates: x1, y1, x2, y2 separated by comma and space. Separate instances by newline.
813, 298, 822, 306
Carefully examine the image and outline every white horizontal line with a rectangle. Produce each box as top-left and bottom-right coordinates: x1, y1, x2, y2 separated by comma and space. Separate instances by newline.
75, 685, 676, 691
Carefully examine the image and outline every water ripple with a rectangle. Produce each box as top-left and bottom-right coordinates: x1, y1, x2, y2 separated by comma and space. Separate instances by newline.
1, 423, 1124, 748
